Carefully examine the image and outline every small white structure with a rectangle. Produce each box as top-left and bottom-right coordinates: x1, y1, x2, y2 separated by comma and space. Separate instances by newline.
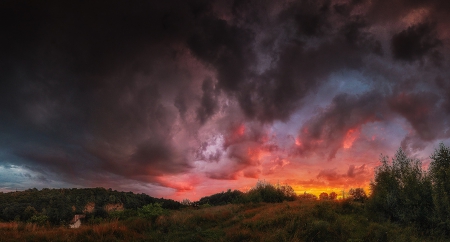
69, 214, 85, 229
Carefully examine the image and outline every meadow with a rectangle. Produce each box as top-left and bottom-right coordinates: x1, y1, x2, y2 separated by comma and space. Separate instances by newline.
0, 199, 444, 242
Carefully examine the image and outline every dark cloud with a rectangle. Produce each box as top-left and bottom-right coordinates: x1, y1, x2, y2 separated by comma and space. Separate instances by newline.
434, 77, 450, 114
290, 0, 332, 37
205, 142, 262, 180
295, 91, 386, 159
187, 13, 256, 92
130, 140, 192, 176
391, 22, 442, 62
368, 0, 450, 21
339, 18, 383, 55
317, 164, 369, 186
388, 90, 450, 152
347, 164, 366, 178
197, 78, 219, 124
0, 0, 204, 191
1, 0, 450, 196
317, 169, 342, 181
388, 91, 441, 141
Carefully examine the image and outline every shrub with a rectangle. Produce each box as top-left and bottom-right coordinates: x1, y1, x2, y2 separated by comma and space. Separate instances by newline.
29, 215, 48, 226
138, 203, 165, 222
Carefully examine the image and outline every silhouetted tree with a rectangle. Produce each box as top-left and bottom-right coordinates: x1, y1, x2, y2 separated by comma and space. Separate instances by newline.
429, 143, 450, 232
349, 188, 367, 202
370, 148, 433, 227
279, 184, 297, 201
244, 180, 296, 203
198, 189, 244, 205
319, 192, 329, 200
298, 192, 317, 200
329, 192, 338, 200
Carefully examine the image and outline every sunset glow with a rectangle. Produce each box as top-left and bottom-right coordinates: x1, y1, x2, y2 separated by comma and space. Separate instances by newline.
1, 0, 450, 201
343, 129, 359, 149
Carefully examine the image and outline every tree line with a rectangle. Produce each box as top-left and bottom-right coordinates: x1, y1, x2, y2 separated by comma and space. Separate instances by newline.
0, 187, 181, 225
195, 180, 297, 206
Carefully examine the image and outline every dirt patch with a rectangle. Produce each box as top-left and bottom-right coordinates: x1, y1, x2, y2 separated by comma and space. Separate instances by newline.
104, 203, 124, 212
83, 202, 95, 213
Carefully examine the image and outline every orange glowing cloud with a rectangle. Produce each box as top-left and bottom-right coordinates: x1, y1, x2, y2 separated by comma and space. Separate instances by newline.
236, 124, 245, 136
343, 128, 360, 149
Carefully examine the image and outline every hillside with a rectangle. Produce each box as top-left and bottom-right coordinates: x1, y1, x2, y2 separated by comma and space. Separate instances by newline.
0, 187, 181, 225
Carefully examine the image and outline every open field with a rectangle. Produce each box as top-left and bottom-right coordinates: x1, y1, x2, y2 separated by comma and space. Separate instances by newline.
0, 200, 445, 242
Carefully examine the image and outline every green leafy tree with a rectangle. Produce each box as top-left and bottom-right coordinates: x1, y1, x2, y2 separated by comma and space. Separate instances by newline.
23, 206, 37, 221
429, 143, 450, 232
370, 148, 433, 227
30, 214, 48, 226
370, 154, 400, 220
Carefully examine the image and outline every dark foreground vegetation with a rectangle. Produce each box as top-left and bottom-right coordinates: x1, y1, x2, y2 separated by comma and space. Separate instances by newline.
0, 187, 182, 225
0, 200, 445, 242
0, 143, 449, 241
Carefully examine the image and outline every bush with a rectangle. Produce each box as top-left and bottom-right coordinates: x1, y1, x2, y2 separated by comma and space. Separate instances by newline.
304, 220, 334, 242
245, 180, 296, 203
349, 188, 367, 203
29, 215, 48, 226
364, 223, 389, 242
138, 203, 165, 222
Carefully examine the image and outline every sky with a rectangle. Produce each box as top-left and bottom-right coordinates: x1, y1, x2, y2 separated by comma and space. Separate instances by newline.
1, 0, 450, 201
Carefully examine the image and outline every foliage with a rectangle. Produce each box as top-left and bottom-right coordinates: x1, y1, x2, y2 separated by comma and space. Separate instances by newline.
298, 192, 318, 200
329, 192, 338, 200
319, 192, 329, 200
245, 180, 296, 203
138, 203, 165, 221
198, 181, 296, 206
246, 180, 284, 203
0, 188, 181, 225
29, 214, 48, 226
369, 148, 433, 228
429, 143, 450, 234
0, 201, 443, 242
349, 188, 368, 202
198, 189, 244, 206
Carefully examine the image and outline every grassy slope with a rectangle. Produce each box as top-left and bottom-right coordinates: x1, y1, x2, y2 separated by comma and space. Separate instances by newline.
0, 200, 445, 242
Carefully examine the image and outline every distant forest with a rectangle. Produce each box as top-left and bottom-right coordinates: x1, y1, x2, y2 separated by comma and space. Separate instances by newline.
0, 187, 182, 225
1, 143, 450, 236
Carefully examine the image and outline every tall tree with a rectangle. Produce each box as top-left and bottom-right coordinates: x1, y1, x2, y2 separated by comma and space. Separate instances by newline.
429, 143, 450, 230
349, 188, 367, 202
370, 148, 433, 227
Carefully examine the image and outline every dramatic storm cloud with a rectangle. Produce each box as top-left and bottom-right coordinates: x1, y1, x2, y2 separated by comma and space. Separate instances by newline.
1, 0, 450, 199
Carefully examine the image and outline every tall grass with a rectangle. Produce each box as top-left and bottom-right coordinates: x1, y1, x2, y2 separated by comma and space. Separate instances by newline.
0, 200, 447, 241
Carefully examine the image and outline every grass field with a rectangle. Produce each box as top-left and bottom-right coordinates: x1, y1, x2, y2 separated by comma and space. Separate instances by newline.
0, 199, 445, 242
